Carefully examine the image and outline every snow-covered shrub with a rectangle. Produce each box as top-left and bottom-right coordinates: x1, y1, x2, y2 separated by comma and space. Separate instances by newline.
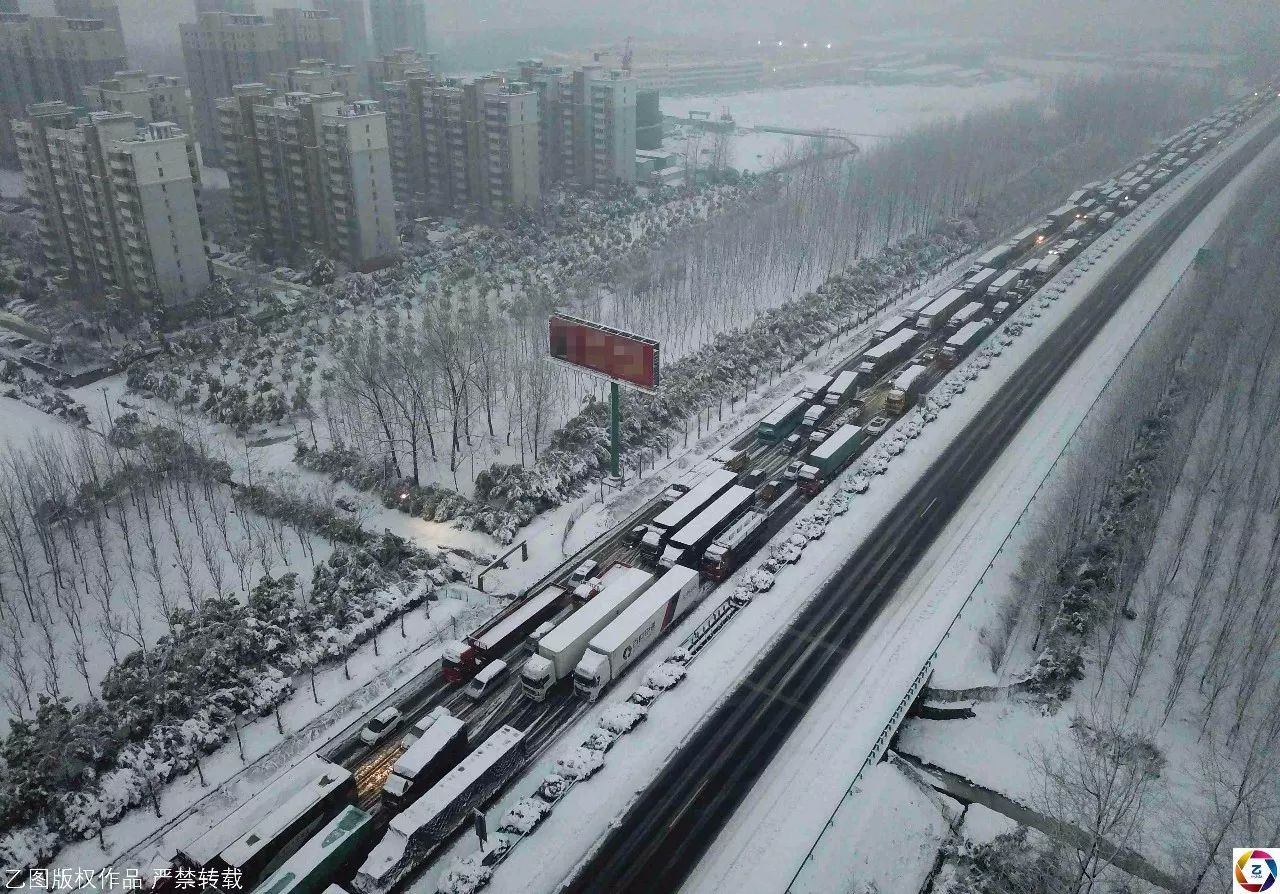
628, 686, 659, 705
750, 569, 776, 592
498, 798, 552, 835
536, 774, 569, 802
645, 662, 687, 691
581, 727, 618, 753
554, 747, 605, 782
436, 853, 493, 894
598, 702, 648, 735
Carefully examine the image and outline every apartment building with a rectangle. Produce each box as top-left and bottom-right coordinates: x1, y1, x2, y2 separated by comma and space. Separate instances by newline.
181, 12, 284, 162
0, 12, 128, 166
52, 0, 122, 37
369, 0, 427, 57
217, 87, 397, 270
559, 64, 637, 188
312, 0, 369, 88
381, 73, 539, 217
267, 59, 356, 98
14, 104, 210, 305
193, 0, 255, 13
271, 7, 342, 67
367, 47, 434, 100
83, 70, 194, 136
515, 59, 566, 186
180, 8, 342, 163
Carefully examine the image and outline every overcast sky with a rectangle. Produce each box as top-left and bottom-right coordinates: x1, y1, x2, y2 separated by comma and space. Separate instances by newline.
18, 0, 1279, 70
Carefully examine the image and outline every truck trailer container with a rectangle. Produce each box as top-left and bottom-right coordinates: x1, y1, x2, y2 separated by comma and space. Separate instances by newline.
942, 321, 989, 366
1034, 255, 1063, 278
250, 807, 373, 894
218, 762, 355, 889
872, 314, 910, 342
945, 301, 986, 333
380, 714, 468, 812
915, 288, 972, 331
797, 424, 866, 495
988, 269, 1022, 298
756, 395, 809, 444
641, 468, 738, 557
520, 567, 653, 700
972, 244, 1015, 270
176, 756, 346, 876
823, 370, 858, 408
660, 485, 756, 569
701, 509, 772, 582
572, 566, 702, 700
857, 328, 919, 381
797, 373, 834, 403
1010, 225, 1040, 254
885, 365, 930, 415
441, 585, 569, 682
962, 267, 1000, 295
355, 726, 526, 894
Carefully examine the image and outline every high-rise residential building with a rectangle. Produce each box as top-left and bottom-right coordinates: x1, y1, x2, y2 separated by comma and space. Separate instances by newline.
367, 47, 434, 100
271, 7, 342, 67
559, 63, 637, 188
217, 87, 397, 269
515, 58, 566, 186
14, 104, 210, 305
83, 70, 195, 136
0, 1, 20, 14
180, 12, 284, 163
267, 59, 355, 98
0, 12, 128, 166
312, 0, 369, 89
635, 88, 662, 150
369, 0, 426, 57
382, 73, 539, 218
52, 0, 122, 38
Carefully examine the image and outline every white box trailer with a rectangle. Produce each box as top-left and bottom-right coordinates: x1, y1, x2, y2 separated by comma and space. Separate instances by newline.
946, 301, 986, 332
915, 288, 971, 331
641, 468, 738, 557
885, 364, 930, 415
872, 314, 910, 342
520, 567, 653, 700
660, 485, 757, 570
381, 714, 467, 812
823, 369, 858, 407
857, 327, 919, 380
988, 269, 1022, 298
962, 267, 1000, 295
572, 566, 701, 701
943, 321, 989, 363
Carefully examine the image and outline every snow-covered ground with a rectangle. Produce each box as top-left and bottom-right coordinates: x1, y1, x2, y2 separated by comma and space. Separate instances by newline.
686, 109, 1280, 894
661, 80, 1043, 172
405, 104, 1280, 894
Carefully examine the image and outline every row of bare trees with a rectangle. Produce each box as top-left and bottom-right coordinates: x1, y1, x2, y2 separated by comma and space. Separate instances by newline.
0, 423, 326, 724
1000, 155, 1280, 894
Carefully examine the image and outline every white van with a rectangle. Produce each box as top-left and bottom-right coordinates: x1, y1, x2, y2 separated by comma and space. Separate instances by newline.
465, 659, 510, 700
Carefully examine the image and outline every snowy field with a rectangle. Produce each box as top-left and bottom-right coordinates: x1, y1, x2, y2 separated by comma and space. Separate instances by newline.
661, 79, 1042, 171
410, 104, 1280, 894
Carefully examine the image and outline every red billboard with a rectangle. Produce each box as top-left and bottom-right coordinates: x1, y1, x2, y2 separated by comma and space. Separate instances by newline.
548, 315, 660, 392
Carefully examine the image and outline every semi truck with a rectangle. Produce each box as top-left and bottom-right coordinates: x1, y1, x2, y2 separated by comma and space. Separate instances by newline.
757, 395, 809, 444
701, 509, 772, 581
988, 269, 1023, 300
798, 373, 834, 403
823, 370, 858, 408
640, 468, 738, 558
873, 314, 910, 342
660, 485, 756, 569
856, 328, 919, 382
520, 567, 654, 700
1010, 225, 1041, 254
942, 321, 990, 366
380, 714, 468, 812
915, 288, 972, 331
885, 365, 931, 415
355, 726, 526, 894
441, 585, 569, 683
945, 301, 986, 333
962, 267, 1000, 295
572, 566, 702, 701
1044, 203, 1080, 230
972, 244, 1015, 270
797, 424, 866, 496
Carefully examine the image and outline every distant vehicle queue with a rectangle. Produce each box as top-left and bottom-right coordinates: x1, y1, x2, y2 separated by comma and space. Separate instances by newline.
155, 82, 1277, 894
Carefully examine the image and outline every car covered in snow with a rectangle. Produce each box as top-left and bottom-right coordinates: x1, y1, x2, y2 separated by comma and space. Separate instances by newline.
865, 416, 891, 438
360, 706, 403, 745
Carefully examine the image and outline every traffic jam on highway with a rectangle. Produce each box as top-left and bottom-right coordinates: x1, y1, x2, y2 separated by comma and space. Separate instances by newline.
155, 85, 1276, 894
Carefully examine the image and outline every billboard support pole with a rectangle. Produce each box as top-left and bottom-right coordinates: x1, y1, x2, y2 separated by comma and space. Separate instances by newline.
610, 381, 621, 479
